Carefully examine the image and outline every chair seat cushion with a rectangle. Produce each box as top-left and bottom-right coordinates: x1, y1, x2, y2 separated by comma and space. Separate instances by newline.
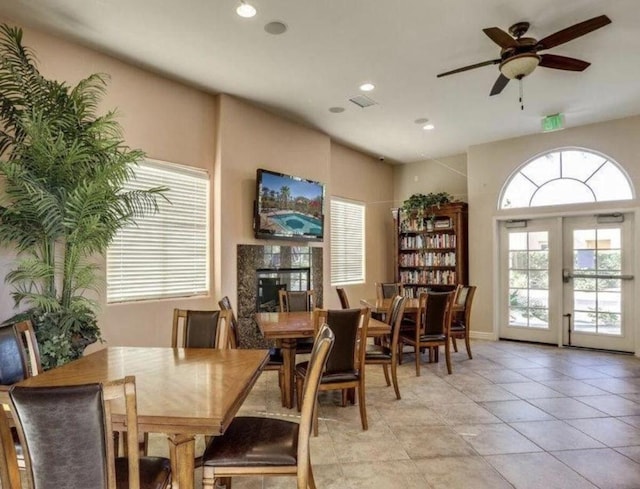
418, 334, 446, 342
115, 456, 171, 489
295, 362, 359, 384
295, 338, 315, 354
450, 322, 466, 332
365, 345, 392, 361
202, 417, 298, 467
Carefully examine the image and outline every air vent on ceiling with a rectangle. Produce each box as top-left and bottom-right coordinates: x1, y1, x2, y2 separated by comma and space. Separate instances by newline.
349, 95, 377, 108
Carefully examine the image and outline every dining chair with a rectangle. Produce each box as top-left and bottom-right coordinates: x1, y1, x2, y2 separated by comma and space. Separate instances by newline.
279, 289, 316, 354
365, 295, 406, 399
400, 290, 455, 376
295, 308, 370, 435
200, 324, 335, 489
0, 319, 42, 475
219, 295, 286, 403
2, 376, 171, 489
336, 287, 350, 309
375, 282, 404, 300
171, 308, 231, 349
450, 285, 476, 359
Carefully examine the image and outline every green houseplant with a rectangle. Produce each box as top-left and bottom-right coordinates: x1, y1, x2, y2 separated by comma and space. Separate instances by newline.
401, 192, 454, 218
0, 25, 165, 368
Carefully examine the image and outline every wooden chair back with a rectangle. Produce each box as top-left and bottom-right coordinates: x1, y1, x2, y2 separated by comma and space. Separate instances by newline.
278, 289, 314, 312
418, 290, 454, 336
296, 324, 334, 486
217, 296, 240, 348
171, 309, 230, 349
385, 295, 407, 352
376, 282, 404, 300
3, 376, 142, 489
313, 308, 369, 376
336, 287, 350, 309
0, 320, 42, 386
455, 285, 476, 326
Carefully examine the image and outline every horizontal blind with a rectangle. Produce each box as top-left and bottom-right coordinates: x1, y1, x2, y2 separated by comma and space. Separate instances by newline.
107, 160, 209, 303
330, 198, 365, 285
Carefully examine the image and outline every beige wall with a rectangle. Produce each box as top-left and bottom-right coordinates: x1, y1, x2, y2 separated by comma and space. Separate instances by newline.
329, 142, 395, 309
0, 21, 395, 349
467, 115, 640, 338
393, 153, 468, 205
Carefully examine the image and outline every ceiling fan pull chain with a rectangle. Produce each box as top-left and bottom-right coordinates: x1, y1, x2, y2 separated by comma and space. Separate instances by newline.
519, 78, 524, 110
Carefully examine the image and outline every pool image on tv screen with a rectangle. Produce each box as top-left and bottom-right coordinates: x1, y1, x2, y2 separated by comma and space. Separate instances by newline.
255, 169, 324, 241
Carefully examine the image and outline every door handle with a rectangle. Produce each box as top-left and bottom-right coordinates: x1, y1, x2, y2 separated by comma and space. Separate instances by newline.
563, 268, 633, 283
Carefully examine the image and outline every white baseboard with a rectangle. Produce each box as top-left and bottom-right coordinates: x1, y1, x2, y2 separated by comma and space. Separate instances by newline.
470, 331, 498, 341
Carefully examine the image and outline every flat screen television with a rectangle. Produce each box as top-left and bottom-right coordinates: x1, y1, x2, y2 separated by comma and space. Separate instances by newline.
254, 168, 325, 241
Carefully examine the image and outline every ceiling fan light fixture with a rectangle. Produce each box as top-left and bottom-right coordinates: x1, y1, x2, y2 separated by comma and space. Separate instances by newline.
236, 1, 257, 18
499, 53, 541, 80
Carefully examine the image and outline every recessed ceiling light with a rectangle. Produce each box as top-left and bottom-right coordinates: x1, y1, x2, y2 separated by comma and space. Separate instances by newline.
264, 21, 287, 35
236, 1, 256, 18
423, 124, 435, 131
359, 83, 375, 92
329, 107, 345, 113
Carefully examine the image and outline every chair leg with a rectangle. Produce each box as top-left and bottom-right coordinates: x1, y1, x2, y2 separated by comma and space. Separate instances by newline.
415, 345, 421, 376
390, 361, 401, 400
451, 336, 459, 352
464, 333, 473, 359
279, 368, 286, 407
357, 383, 368, 431
307, 460, 317, 489
296, 375, 304, 412
397, 340, 403, 365
444, 340, 452, 375
382, 364, 391, 386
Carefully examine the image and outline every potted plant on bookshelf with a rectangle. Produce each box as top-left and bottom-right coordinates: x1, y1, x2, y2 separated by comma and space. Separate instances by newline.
401, 192, 454, 227
0, 25, 166, 369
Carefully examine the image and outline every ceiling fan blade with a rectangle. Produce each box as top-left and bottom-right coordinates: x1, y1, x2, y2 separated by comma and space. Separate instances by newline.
437, 59, 501, 78
539, 54, 591, 71
483, 27, 518, 49
536, 15, 611, 50
490, 74, 510, 96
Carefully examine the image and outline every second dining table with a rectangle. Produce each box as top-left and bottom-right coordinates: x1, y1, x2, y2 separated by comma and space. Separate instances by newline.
256, 310, 390, 409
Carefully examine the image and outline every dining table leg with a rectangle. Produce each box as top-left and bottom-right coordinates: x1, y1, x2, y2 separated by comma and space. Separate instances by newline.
168, 433, 196, 489
280, 337, 297, 409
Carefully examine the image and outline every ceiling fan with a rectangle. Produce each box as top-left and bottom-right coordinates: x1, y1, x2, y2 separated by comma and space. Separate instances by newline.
437, 15, 612, 96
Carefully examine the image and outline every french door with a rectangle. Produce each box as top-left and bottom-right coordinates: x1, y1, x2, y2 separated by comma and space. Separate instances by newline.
499, 214, 635, 352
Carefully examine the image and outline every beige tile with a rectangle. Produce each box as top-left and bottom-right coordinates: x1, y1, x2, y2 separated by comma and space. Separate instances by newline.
415, 455, 512, 489
567, 417, 640, 447
458, 384, 519, 402
453, 423, 542, 455
509, 420, 604, 451
342, 460, 428, 489
481, 400, 555, 422
576, 394, 640, 416
429, 402, 502, 425
394, 424, 476, 458
498, 382, 566, 399
527, 397, 608, 419
514, 368, 571, 381
616, 446, 640, 464
540, 379, 608, 397
552, 448, 640, 488
486, 452, 597, 489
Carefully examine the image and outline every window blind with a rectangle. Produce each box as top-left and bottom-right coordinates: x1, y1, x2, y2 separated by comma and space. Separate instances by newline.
330, 198, 365, 285
107, 160, 209, 303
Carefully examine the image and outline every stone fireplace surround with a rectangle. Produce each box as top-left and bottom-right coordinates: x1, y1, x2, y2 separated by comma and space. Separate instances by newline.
237, 244, 322, 348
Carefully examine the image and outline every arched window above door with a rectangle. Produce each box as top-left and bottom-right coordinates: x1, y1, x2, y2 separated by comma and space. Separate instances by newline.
500, 149, 633, 209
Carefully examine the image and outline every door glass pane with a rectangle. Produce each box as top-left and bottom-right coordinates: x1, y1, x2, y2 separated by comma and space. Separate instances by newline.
571, 227, 623, 336
507, 231, 549, 329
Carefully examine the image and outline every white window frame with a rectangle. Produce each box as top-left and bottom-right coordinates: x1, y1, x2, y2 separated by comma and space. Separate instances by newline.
107, 159, 209, 303
330, 197, 365, 285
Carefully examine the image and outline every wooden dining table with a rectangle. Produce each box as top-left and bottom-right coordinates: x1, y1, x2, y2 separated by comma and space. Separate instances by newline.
256, 311, 390, 409
360, 296, 463, 315
15, 346, 269, 489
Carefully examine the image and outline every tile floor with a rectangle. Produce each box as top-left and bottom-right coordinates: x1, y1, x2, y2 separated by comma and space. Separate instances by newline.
153, 340, 640, 488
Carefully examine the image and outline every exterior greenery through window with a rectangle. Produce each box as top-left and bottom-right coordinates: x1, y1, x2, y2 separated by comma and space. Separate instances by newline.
331, 198, 365, 285
501, 149, 633, 209
107, 160, 209, 302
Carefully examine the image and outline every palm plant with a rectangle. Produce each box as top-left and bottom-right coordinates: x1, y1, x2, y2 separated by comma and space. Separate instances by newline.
0, 24, 165, 368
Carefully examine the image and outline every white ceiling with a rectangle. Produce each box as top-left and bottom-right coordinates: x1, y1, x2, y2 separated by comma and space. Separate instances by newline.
2, 0, 640, 163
